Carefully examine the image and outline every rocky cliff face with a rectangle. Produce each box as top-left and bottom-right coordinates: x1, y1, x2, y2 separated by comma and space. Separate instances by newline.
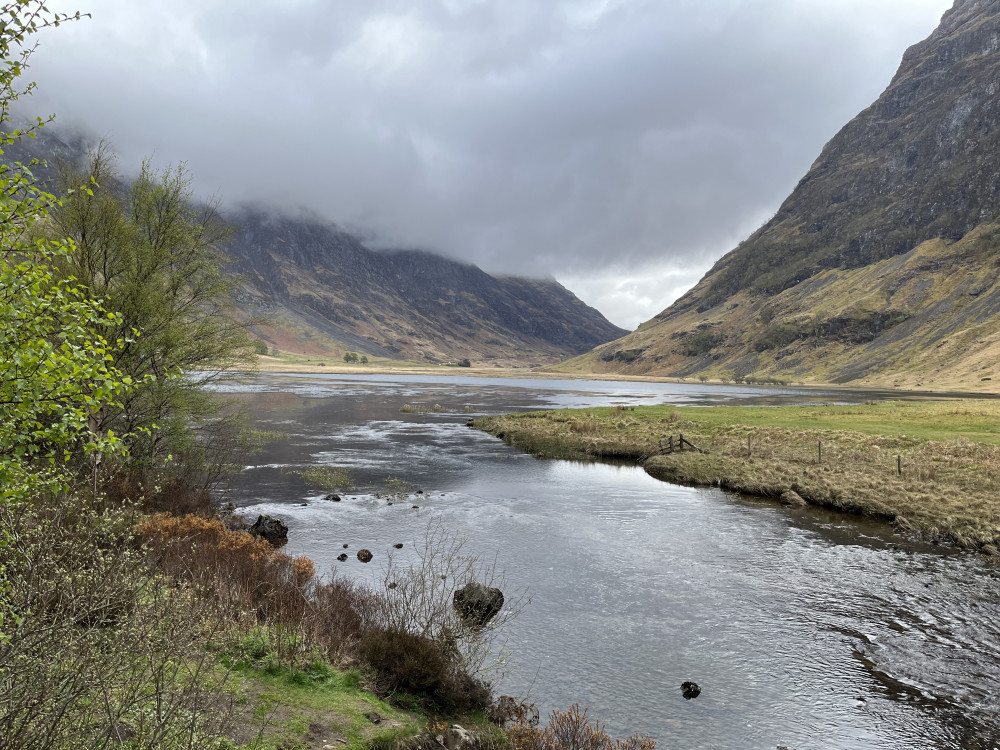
559, 0, 1000, 389
228, 209, 627, 365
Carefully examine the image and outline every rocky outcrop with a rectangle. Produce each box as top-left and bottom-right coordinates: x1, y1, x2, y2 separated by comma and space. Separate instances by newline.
696, 0, 1000, 304
441, 725, 475, 750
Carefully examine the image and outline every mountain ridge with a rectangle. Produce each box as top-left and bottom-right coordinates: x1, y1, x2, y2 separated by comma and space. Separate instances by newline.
226, 207, 628, 365
1, 127, 628, 367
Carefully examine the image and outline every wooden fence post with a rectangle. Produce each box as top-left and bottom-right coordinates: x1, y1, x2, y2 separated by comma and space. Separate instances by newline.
818, 439, 822, 464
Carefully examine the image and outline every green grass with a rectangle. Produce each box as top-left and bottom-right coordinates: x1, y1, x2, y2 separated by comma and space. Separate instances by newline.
221, 660, 424, 750
476, 400, 1000, 550
653, 401, 1000, 444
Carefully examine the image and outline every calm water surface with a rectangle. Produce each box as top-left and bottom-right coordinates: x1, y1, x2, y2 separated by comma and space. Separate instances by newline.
221, 373, 1000, 750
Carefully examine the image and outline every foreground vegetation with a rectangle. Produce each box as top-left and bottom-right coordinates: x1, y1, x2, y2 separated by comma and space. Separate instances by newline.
0, 6, 504, 746
476, 400, 1000, 551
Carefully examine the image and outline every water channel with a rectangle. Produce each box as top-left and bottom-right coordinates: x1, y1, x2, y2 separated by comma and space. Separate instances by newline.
221, 373, 1000, 750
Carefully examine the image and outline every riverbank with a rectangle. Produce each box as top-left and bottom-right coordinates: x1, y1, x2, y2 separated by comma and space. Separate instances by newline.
474, 400, 1000, 552
251, 353, 1000, 397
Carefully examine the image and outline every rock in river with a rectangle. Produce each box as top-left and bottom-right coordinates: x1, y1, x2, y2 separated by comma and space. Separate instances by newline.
357, 549, 373, 563
249, 514, 288, 547
453, 582, 504, 627
681, 681, 701, 700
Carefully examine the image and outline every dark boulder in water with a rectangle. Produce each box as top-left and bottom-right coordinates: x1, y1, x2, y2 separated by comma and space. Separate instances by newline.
248, 514, 288, 547
453, 582, 504, 627
681, 681, 701, 700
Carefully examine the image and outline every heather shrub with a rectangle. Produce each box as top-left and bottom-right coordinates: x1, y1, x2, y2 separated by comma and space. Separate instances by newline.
357, 627, 492, 713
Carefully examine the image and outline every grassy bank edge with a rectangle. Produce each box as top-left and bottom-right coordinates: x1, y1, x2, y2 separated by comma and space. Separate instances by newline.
473, 402, 1000, 555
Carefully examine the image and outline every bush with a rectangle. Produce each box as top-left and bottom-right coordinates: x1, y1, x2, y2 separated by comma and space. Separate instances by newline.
357, 628, 491, 713
0, 494, 239, 748
135, 513, 317, 636
509, 704, 656, 750
253, 339, 269, 355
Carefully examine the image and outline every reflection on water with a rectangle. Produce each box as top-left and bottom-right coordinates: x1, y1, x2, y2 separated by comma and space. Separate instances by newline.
224, 373, 1000, 750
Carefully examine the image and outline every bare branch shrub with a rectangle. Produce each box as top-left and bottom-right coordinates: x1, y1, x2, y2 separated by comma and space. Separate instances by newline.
370, 520, 527, 696
509, 704, 657, 750
0, 495, 241, 750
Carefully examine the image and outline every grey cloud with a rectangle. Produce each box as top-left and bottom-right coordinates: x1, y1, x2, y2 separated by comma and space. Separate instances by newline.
29, 0, 952, 327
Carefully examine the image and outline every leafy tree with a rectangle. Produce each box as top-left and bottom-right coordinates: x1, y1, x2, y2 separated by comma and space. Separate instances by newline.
253, 339, 268, 355
0, 1, 135, 637
45, 144, 257, 479
0, 5, 133, 499
360, 355, 368, 364
343, 351, 359, 363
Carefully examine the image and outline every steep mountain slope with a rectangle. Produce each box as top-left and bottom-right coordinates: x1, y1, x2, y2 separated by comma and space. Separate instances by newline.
557, 0, 1000, 388
228, 209, 627, 366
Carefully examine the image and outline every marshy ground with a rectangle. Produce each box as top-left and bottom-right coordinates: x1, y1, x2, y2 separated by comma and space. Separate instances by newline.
476, 400, 1000, 552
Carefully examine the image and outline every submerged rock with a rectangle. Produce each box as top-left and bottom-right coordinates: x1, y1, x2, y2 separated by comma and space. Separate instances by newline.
325, 493, 341, 502
337, 553, 348, 562
248, 514, 288, 547
453, 582, 504, 627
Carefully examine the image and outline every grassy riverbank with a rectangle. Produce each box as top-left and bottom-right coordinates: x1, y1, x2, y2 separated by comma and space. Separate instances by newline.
475, 400, 1000, 552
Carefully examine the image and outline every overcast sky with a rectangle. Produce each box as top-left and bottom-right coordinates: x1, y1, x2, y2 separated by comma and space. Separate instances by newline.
28, 0, 953, 329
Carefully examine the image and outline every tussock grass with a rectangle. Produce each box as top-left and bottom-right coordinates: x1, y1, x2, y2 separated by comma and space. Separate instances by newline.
400, 403, 444, 414
296, 465, 355, 490
476, 400, 1000, 550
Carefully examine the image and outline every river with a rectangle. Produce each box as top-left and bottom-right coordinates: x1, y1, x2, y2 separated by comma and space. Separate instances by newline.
220, 373, 1000, 750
